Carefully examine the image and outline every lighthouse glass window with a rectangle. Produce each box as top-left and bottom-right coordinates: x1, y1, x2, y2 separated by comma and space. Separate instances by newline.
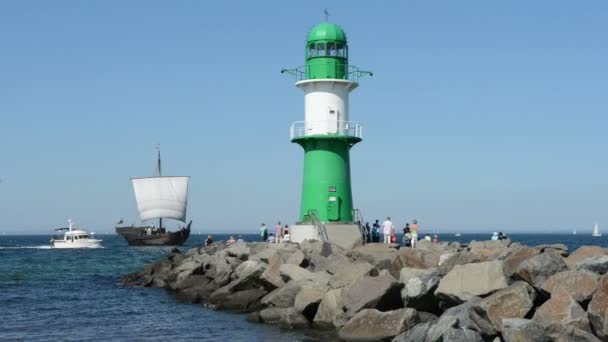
316, 43, 326, 56
308, 44, 316, 58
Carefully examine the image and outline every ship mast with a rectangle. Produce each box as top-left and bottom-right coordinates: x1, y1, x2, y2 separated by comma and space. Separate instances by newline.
156, 144, 162, 230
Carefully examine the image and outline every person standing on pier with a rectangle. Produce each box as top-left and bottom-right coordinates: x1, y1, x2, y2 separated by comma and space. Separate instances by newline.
372, 220, 381, 242
274, 222, 282, 243
382, 217, 394, 244
260, 223, 268, 242
410, 219, 419, 248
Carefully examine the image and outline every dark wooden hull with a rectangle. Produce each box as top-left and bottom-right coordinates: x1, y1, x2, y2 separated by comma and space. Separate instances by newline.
116, 221, 191, 246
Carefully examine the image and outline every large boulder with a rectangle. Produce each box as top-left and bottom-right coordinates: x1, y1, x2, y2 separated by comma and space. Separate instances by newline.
468, 240, 510, 261
285, 249, 306, 266
234, 260, 267, 280
391, 321, 435, 342
293, 283, 329, 320
588, 274, 608, 340
399, 267, 441, 312
565, 246, 608, 269
278, 307, 311, 329
442, 328, 483, 342
534, 289, 592, 333
516, 251, 567, 289
279, 263, 330, 284
502, 318, 550, 342
258, 307, 289, 324
260, 279, 307, 308
350, 243, 403, 278
576, 255, 608, 274
542, 270, 599, 303
478, 281, 536, 332
259, 254, 286, 289
548, 325, 602, 342
502, 246, 541, 278
439, 297, 496, 336
216, 288, 266, 311
425, 315, 458, 342
341, 273, 403, 317
313, 287, 348, 329
338, 308, 418, 342
535, 243, 569, 256
435, 260, 508, 303
437, 251, 481, 275
398, 248, 440, 269
329, 261, 376, 289
221, 241, 250, 260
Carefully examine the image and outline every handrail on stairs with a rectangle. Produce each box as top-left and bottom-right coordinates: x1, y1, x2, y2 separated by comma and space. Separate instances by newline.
352, 209, 367, 244
306, 209, 329, 241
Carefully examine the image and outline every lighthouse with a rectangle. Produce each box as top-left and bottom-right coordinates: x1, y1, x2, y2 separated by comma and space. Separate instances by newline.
282, 22, 371, 249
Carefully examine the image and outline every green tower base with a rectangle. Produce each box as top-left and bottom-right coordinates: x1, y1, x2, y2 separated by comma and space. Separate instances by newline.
293, 135, 360, 224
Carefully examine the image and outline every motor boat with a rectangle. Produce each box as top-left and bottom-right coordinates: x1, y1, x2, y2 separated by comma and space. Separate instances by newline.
51, 219, 102, 248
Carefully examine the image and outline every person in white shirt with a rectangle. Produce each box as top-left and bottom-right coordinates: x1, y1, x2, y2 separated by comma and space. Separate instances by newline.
382, 217, 393, 244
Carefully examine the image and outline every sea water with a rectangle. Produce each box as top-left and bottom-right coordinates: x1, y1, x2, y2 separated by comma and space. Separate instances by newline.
0, 233, 606, 341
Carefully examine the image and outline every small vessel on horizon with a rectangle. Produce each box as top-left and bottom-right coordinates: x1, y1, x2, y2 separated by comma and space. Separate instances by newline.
573, 228, 577, 235
116, 146, 191, 246
51, 219, 103, 248
592, 222, 602, 237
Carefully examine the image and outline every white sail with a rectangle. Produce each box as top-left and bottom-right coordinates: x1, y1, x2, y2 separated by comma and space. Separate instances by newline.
593, 223, 601, 237
131, 176, 189, 222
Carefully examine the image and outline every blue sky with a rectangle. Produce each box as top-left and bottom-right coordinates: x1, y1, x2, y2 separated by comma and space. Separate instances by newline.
0, 1, 606, 234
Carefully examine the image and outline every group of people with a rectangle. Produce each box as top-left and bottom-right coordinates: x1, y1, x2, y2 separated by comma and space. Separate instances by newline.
259, 222, 290, 243
363, 217, 439, 248
491, 231, 508, 240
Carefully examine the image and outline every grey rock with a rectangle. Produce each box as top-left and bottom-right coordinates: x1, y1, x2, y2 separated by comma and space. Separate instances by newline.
576, 255, 608, 274
338, 308, 418, 342
278, 307, 311, 329
542, 270, 599, 303
588, 273, 608, 340
516, 251, 567, 289
259, 254, 286, 289
478, 281, 536, 332
441, 297, 496, 336
260, 279, 308, 308
350, 243, 403, 278
435, 260, 508, 303
400, 267, 441, 312
293, 283, 328, 320
341, 273, 403, 317
258, 307, 289, 324
223, 241, 250, 260
234, 260, 266, 280
313, 287, 347, 329
502, 318, 549, 342
279, 263, 330, 285
442, 327, 483, 342
426, 315, 458, 342
534, 289, 592, 333
437, 251, 481, 275
503, 246, 541, 278
329, 261, 376, 289
391, 321, 435, 342
285, 250, 306, 266
549, 325, 602, 342
216, 288, 266, 311
468, 240, 510, 261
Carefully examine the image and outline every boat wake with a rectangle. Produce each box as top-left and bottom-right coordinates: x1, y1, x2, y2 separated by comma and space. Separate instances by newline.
0, 245, 53, 249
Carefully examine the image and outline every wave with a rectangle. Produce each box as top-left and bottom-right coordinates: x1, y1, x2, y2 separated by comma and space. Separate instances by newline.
0, 245, 53, 249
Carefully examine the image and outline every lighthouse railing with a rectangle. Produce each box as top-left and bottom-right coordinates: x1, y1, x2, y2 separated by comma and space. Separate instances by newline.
281, 65, 372, 82
290, 120, 363, 140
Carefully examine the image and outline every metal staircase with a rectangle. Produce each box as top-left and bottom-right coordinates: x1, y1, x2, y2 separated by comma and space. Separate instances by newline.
352, 209, 367, 244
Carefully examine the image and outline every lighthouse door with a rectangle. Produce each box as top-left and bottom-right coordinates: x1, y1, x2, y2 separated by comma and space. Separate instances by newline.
327, 193, 340, 221
327, 108, 338, 134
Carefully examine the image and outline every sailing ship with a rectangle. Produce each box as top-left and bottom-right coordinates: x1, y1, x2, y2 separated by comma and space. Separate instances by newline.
116, 146, 192, 246
573, 228, 577, 235
592, 222, 602, 237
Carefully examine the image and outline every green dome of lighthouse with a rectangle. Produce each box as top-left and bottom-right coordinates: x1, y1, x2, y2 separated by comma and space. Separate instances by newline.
307, 23, 347, 42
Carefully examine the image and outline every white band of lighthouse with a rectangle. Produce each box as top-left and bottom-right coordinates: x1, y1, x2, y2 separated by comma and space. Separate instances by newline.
131, 176, 190, 222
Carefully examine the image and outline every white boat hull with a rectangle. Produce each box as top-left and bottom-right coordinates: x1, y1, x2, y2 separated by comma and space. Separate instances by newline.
52, 239, 102, 249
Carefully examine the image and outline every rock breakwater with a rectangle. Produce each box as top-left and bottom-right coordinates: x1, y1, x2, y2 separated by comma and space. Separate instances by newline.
122, 239, 608, 341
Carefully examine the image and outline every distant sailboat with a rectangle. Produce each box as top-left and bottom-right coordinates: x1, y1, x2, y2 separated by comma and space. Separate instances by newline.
592, 223, 602, 237
573, 228, 577, 235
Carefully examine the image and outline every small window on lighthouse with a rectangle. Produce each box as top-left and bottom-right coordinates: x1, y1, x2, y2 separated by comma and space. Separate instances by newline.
308, 44, 315, 58
328, 42, 337, 56
316, 42, 326, 56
